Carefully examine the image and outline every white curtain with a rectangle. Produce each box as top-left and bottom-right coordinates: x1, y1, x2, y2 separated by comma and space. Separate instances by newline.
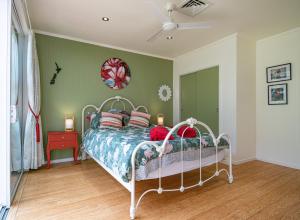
23, 31, 44, 170
11, 29, 22, 171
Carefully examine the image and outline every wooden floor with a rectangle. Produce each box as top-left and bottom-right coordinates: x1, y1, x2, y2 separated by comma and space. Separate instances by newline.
8, 160, 300, 220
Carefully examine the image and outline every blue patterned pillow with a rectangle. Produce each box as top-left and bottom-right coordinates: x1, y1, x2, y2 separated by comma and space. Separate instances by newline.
109, 108, 121, 114
120, 110, 131, 126
108, 109, 131, 126
90, 112, 101, 129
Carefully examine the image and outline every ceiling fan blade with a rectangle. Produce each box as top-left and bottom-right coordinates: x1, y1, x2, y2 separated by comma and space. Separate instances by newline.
147, 28, 165, 42
144, 0, 171, 23
177, 22, 210, 30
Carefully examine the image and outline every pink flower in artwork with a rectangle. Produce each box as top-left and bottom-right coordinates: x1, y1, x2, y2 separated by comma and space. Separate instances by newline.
100, 58, 131, 89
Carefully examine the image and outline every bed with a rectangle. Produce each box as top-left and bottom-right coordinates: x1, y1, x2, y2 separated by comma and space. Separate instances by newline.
81, 96, 233, 219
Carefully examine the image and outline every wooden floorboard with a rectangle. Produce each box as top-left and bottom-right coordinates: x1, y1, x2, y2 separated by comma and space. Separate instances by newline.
8, 160, 300, 220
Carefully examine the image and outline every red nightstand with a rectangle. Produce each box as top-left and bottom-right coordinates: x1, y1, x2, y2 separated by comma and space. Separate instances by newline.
47, 131, 79, 168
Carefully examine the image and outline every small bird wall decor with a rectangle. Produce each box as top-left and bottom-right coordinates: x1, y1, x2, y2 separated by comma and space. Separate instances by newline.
50, 62, 62, 85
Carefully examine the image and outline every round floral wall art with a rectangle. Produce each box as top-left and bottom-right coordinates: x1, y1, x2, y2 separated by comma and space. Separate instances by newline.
100, 58, 131, 89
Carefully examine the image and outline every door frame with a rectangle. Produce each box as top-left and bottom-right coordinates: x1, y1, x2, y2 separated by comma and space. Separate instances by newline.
0, 0, 12, 207
10, 1, 26, 202
179, 65, 220, 130
0, 0, 28, 207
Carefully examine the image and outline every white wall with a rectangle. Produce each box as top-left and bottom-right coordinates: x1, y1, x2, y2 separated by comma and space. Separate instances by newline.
173, 34, 238, 156
173, 33, 258, 163
235, 35, 256, 163
256, 28, 300, 169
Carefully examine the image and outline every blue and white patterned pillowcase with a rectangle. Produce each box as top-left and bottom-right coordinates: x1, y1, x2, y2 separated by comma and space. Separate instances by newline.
89, 112, 101, 129
108, 109, 131, 126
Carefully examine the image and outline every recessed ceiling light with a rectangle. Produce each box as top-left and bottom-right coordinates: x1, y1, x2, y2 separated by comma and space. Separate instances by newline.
102, 17, 109, 21
166, 36, 173, 40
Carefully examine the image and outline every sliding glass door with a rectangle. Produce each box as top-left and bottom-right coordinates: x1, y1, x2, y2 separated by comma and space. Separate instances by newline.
10, 7, 24, 200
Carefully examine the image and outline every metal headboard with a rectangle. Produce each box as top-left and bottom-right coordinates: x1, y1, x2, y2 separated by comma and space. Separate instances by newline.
97, 96, 135, 113
81, 95, 149, 139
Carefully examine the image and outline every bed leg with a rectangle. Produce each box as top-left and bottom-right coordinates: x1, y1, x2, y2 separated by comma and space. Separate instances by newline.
130, 181, 135, 220
228, 163, 233, 184
228, 143, 233, 184
81, 151, 87, 160
130, 206, 135, 220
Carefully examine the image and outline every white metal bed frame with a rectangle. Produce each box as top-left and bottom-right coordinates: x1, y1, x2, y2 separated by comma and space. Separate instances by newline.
81, 96, 233, 220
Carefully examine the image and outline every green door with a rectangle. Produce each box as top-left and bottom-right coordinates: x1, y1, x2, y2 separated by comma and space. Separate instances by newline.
180, 72, 197, 121
180, 66, 219, 134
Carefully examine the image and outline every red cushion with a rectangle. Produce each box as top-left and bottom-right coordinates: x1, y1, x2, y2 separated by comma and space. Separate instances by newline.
150, 126, 174, 141
177, 125, 197, 138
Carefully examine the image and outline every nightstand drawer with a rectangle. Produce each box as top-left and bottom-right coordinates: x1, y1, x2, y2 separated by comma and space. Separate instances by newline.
49, 141, 76, 150
48, 133, 76, 141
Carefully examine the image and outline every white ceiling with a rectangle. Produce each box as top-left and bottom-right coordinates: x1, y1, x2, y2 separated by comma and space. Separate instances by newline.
27, 0, 300, 59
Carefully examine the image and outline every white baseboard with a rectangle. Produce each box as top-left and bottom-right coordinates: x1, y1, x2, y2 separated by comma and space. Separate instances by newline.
44, 156, 300, 171
43, 157, 82, 165
256, 157, 300, 170
47, 156, 252, 166
220, 149, 256, 165
233, 157, 256, 165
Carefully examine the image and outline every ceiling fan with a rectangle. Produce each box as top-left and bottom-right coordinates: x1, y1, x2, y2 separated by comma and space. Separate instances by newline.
146, 1, 211, 42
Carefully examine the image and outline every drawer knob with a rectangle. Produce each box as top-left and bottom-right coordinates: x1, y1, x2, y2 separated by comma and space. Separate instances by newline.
62, 136, 64, 139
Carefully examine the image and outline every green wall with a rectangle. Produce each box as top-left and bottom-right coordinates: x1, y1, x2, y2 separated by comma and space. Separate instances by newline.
36, 34, 173, 160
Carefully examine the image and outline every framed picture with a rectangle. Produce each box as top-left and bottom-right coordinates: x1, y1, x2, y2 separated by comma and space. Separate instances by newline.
266, 63, 291, 83
268, 83, 288, 105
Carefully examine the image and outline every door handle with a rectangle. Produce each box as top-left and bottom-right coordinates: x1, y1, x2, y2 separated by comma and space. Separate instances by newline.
10, 105, 17, 123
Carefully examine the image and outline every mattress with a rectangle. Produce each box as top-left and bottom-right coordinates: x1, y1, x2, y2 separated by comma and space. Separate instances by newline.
83, 126, 228, 183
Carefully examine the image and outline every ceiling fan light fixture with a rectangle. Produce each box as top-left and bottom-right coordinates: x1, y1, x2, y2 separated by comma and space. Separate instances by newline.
146, 1, 211, 42
102, 17, 110, 21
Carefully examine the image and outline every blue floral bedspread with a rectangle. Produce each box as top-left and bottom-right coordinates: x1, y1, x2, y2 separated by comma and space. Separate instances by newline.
83, 126, 227, 182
